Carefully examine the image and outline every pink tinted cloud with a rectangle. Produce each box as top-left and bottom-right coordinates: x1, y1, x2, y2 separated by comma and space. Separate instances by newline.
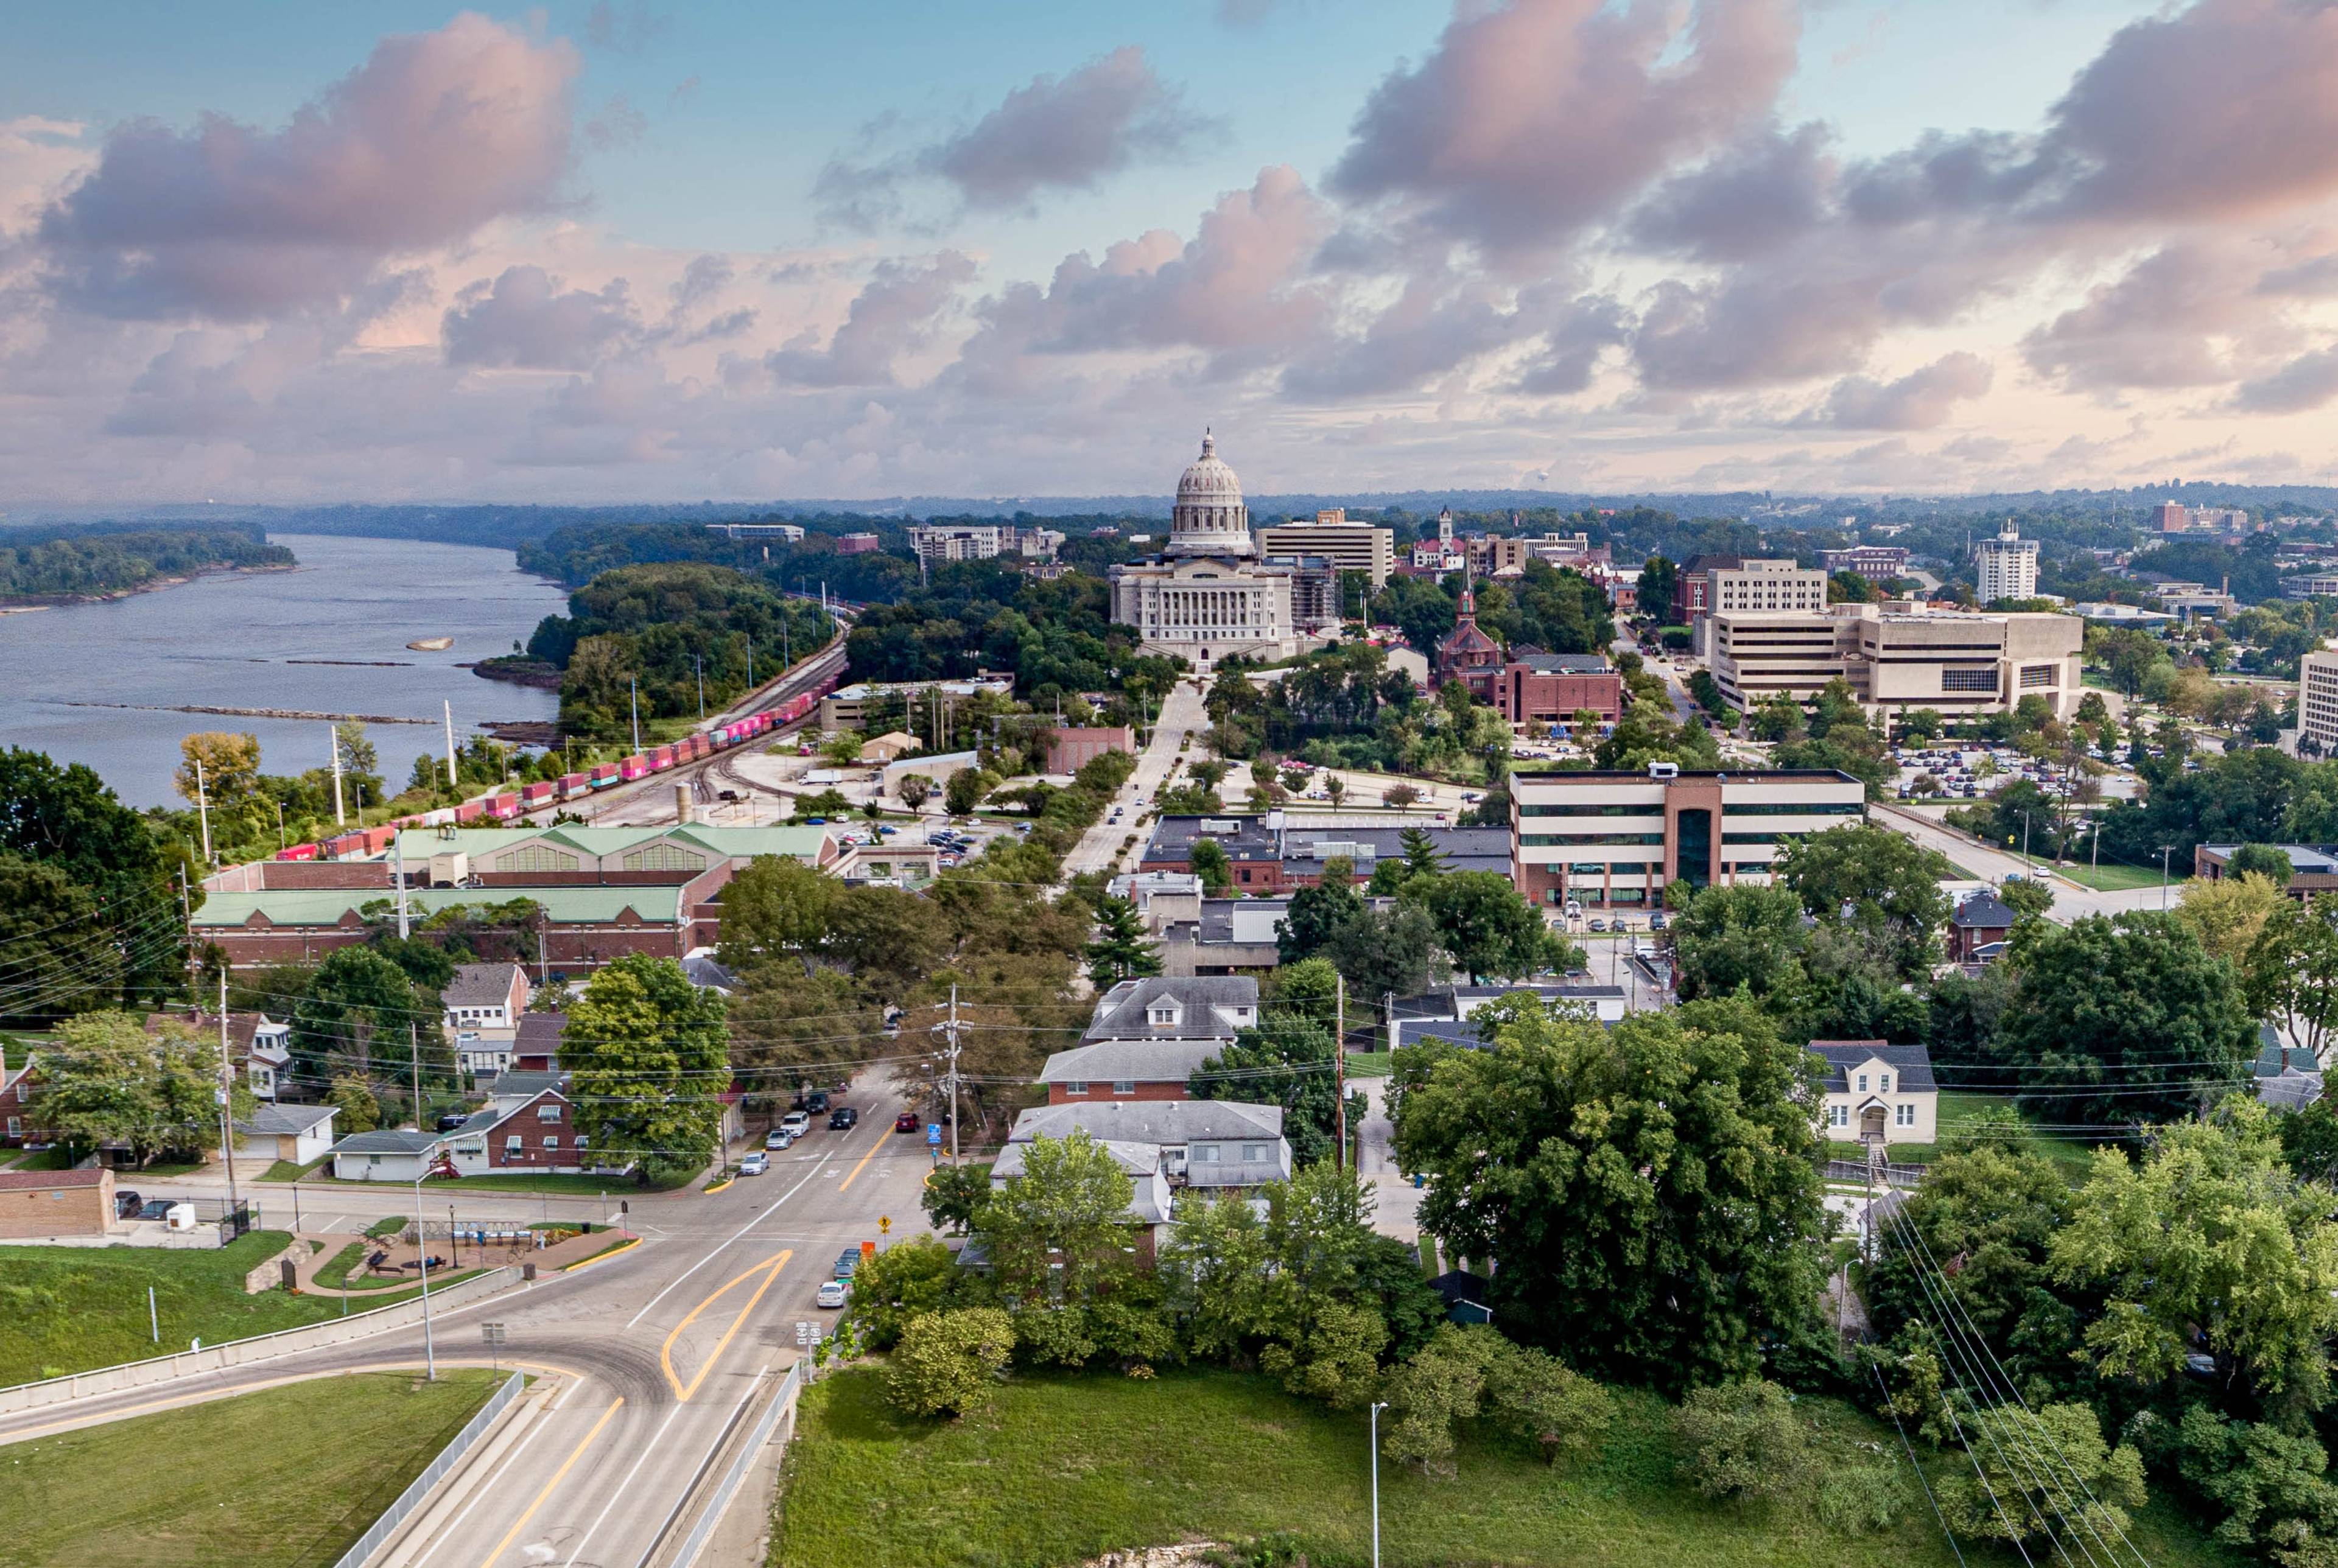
443, 265, 639, 371
35, 13, 577, 321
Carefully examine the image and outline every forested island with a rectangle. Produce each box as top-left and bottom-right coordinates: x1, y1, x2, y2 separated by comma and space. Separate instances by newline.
0, 526, 294, 603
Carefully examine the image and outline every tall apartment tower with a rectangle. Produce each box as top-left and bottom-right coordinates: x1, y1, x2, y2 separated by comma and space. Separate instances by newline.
1974, 519, 2039, 604
2301, 648, 2338, 756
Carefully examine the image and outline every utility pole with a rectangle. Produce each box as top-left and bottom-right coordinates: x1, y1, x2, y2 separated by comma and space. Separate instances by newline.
930, 987, 963, 1163
410, 1022, 423, 1129
695, 654, 706, 721
746, 635, 754, 690
216, 971, 239, 1219
443, 701, 458, 791
193, 755, 212, 864
330, 723, 345, 826
630, 677, 642, 754
393, 835, 410, 940
178, 869, 196, 1012
2160, 844, 2174, 909
413, 1166, 437, 1381
1335, 973, 1347, 1171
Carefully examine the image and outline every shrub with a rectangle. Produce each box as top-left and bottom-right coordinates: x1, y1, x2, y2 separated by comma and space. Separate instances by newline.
1380, 1324, 1611, 1477
1673, 1380, 1813, 1505
1816, 1458, 1904, 1534
844, 1236, 962, 1351
886, 1307, 1014, 1418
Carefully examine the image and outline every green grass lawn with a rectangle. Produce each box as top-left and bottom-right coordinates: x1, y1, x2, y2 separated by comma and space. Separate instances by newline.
1342, 1051, 1392, 1078
0, 1370, 504, 1568
256, 1155, 329, 1183
1830, 1094, 2115, 1185
3, 1147, 71, 1171
2055, 859, 2177, 893
0, 1231, 442, 1385
773, 1367, 2239, 1568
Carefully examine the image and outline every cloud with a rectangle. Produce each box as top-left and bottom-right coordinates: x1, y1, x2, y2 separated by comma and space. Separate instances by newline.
1627, 122, 1833, 262
443, 265, 639, 369
584, 2, 671, 56
2233, 347, 2338, 413
819, 47, 1212, 224
767, 251, 975, 387
2021, 244, 2256, 393
1330, 0, 1799, 262
1803, 352, 1993, 430
33, 14, 577, 321
585, 95, 648, 152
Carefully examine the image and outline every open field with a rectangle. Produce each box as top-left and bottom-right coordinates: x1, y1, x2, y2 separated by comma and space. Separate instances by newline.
0, 1231, 435, 1385
0, 1370, 503, 1568
2055, 859, 2175, 893
774, 1367, 2238, 1568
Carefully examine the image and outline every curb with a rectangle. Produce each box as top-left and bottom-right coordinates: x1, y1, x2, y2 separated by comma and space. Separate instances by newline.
703, 1178, 733, 1194
561, 1234, 641, 1273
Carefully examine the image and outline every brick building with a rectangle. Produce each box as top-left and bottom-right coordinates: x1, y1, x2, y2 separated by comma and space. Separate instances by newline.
0, 1167, 114, 1240
1492, 654, 1624, 727
1433, 578, 1503, 700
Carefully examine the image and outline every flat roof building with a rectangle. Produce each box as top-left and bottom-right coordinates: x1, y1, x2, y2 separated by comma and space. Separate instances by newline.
1709, 602, 2082, 721
1511, 765, 1865, 912
2301, 649, 2338, 756
1255, 511, 1395, 589
1975, 520, 2040, 603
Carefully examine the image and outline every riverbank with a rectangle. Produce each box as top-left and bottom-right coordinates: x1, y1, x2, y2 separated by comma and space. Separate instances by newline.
0, 559, 298, 612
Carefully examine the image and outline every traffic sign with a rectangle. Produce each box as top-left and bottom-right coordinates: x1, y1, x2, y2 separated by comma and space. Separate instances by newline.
879, 1215, 891, 1234
480, 1322, 507, 1346
925, 1123, 942, 1146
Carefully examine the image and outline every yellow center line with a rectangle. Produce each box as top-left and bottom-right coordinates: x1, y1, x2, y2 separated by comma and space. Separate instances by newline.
474, 1392, 623, 1568
835, 1127, 887, 1193
658, 1248, 792, 1402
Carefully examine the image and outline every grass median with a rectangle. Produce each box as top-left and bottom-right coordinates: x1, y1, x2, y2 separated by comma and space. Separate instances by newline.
773, 1367, 2238, 1568
0, 1369, 504, 1568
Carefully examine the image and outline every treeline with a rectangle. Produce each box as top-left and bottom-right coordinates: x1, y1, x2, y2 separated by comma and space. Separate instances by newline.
1367, 558, 1615, 654
523, 563, 837, 740
846, 562, 1178, 703
0, 528, 292, 599
517, 522, 921, 603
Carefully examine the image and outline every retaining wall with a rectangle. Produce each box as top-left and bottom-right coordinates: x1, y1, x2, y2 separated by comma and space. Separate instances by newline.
0, 1265, 519, 1416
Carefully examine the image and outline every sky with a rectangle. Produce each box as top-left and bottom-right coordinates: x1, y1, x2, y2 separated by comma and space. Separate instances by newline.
5, 0, 2338, 506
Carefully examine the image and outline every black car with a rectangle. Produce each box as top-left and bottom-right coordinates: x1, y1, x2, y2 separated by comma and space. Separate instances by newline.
799, 1090, 831, 1115
436, 1112, 470, 1132
828, 1106, 859, 1130
114, 1189, 142, 1219
136, 1198, 176, 1221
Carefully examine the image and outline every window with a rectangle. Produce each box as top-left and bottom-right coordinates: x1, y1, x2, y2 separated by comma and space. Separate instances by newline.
505, 1136, 523, 1154
1831, 1105, 1848, 1128
1112, 1080, 1136, 1096
4, 1117, 15, 1138
576, 1135, 589, 1149
1879, 1073, 1891, 1093
2020, 664, 2056, 689
500, 846, 579, 873
1856, 1074, 1868, 1092
1149, 1006, 1178, 1026
1241, 1143, 1268, 1161
536, 1104, 562, 1121
1192, 1143, 1221, 1163
542, 1135, 560, 1149
1064, 1079, 1089, 1095
1896, 1104, 1915, 1127
1941, 668, 1999, 693
620, 843, 706, 872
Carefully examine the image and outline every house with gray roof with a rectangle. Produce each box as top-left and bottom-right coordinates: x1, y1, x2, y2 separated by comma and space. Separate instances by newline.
233, 1103, 339, 1166
444, 962, 530, 1076
1083, 976, 1259, 1048
1005, 1099, 1291, 1191
1039, 1039, 1223, 1105
1811, 1040, 1937, 1146
328, 1127, 449, 1182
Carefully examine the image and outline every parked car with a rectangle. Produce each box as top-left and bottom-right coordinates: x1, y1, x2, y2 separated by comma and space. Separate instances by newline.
764, 1128, 793, 1150
1589, 918, 1609, 932
136, 1198, 176, 1221
894, 1110, 922, 1134
834, 1249, 860, 1279
780, 1110, 812, 1136
1649, 912, 1668, 931
798, 1090, 830, 1115
114, 1189, 142, 1219
816, 1279, 849, 1308
829, 1107, 860, 1130
436, 1112, 470, 1132
738, 1151, 768, 1176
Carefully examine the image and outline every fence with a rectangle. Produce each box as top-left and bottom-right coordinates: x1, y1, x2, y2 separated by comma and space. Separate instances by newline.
668, 1362, 806, 1568
328, 1370, 525, 1568
0, 1265, 519, 1416
1823, 1159, 1927, 1191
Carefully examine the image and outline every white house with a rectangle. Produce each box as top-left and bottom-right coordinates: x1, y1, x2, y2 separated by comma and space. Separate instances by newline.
444, 962, 531, 1077
233, 1104, 339, 1166
1813, 1040, 1938, 1146
327, 1128, 449, 1183
1083, 976, 1259, 1051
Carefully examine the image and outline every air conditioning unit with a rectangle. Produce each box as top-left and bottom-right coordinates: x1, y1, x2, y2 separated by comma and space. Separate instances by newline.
1648, 761, 1680, 780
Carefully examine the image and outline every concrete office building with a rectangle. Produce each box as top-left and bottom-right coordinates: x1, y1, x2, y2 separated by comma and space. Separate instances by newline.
1707, 558, 1828, 615
1709, 602, 2083, 721
1255, 511, 1395, 588
906, 523, 1004, 564
1819, 545, 1911, 583
1975, 519, 2040, 603
1511, 765, 1866, 912
2300, 649, 2338, 754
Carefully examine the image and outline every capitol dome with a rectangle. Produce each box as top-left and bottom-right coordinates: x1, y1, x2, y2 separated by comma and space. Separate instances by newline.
1165, 430, 1255, 558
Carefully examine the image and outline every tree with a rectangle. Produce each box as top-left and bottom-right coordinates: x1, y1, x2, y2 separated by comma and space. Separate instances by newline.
1669, 882, 1807, 1001
291, 947, 419, 1088
975, 1131, 1136, 1308
921, 1160, 993, 1234
328, 1075, 381, 1135
897, 772, 933, 812
2052, 1103, 2338, 1418
39, 1012, 241, 1163
820, 732, 866, 768
1772, 822, 1951, 975
1383, 783, 1423, 811
565, 953, 730, 1182
0, 854, 118, 1027
1191, 1010, 1343, 1166
1276, 875, 1364, 964
1419, 871, 1546, 983
1672, 1380, 1813, 1505
847, 1236, 964, 1351
1324, 774, 1346, 808
1391, 995, 1828, 1390
1937, 1403, 2147, 1547
1187, 837, 1234, 897
1084, 895, 1162, 988
175, 731, 261, 813
1998, 912, 2259, 1124
2253, 898, 2338, 1068
886, 1308, 1014, 1418
1999, 877, 2055, 920
1381, 1323, 1610, 1476
943, 767, 992, 817
2177, 871, 2286, 979
1322, 901, 1447, 1001
2230, 842, 2297, 886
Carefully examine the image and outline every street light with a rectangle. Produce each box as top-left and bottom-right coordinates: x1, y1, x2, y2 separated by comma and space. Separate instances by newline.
2160, 844, 2175, 910
1370, 1400, 1389, 1568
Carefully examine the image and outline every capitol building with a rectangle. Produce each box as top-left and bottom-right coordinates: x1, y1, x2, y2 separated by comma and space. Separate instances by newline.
1109, 432, 1330, 667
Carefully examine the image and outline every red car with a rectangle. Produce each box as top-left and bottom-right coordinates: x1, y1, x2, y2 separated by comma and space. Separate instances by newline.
894, 1111, 923, 1135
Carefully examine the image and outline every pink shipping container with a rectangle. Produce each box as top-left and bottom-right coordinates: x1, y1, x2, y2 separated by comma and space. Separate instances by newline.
275, 843, 318, 861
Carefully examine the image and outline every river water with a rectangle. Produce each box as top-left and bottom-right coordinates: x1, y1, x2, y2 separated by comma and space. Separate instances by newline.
0, 533, 571, 808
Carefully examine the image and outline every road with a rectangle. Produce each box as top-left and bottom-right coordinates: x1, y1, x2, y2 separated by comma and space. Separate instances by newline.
1868, 800, 2175, 919
0, 1076, 941, 1568
1063, 679, 1207, 878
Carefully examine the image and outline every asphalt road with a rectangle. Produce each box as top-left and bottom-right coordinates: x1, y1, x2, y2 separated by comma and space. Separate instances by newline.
1062, 679, 1206, 878
0, 1075, 943, 1568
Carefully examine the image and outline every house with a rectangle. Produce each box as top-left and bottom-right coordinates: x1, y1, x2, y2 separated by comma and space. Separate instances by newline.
1947, 890, 2017, 962
1, 1051, 44, 1147
1812, 1040, 1938, 1146
999, 1100, 1293, 1240
142, 1010, 293, 1100
328, 1128, 449, 1183
443, 962, 531, 1076
234, 1104, 339, 1166
1386, 982, 1633, 1046
512, 1011, 565, 1073
860, 730, 921, 763
2255, 1024, 2324, 1111
1428, 1269, 1495, 1326
0, 1167, 115, 1240
1039, 1040, 1224, 1104
438, 1071, 588, 1175
991, 1135, 1176, 1246
1083, 976, 1259, 1051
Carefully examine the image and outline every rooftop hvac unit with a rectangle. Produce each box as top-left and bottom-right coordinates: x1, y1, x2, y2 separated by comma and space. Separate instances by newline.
1648, 761, 1680, 780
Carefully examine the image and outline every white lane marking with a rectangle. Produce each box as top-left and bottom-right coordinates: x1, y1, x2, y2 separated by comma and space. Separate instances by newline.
621, 1131, 862, 1330
561, 1387, 698, 1567
624, 1361, 776, 1568
410, 1376, 583, 1566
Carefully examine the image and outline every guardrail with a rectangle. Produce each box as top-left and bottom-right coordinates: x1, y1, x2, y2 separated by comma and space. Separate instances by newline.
669, 1362, 806, 1568
1824, 1159, 1928, 1190
0, 1265, 519, 1416
330, 1370, 525, 1568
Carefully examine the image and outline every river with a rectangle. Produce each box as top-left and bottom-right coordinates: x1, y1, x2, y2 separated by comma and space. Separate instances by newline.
0, 533, 572, 809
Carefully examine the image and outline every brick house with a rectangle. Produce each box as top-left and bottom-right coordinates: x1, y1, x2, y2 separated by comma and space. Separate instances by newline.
0, 1050, 44, 1147
441, 1071, 586, 1174
1039, 1040, 1223, 1104
1947, 890, 2017, 962
1492, 654, 1625, 728
513, 1011, 566, 1072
